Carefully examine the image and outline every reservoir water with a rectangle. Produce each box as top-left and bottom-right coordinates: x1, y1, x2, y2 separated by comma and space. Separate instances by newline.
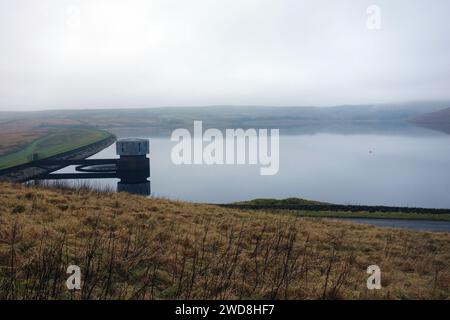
52, 124, 450, 209
332, 218, 450, 233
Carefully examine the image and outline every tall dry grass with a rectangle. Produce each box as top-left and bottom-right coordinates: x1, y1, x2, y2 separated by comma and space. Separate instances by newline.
0, 182, 449, 300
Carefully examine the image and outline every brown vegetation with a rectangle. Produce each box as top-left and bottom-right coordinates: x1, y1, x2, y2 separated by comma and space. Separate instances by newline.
0, 124, 46, 156
0, 182, 449, 300
0, 118, 82, 156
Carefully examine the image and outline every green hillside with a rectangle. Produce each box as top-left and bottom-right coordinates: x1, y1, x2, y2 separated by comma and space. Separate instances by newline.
0, 128, 112, 170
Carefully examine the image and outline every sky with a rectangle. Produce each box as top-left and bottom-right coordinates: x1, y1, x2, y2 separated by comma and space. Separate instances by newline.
0, 0, 450, 111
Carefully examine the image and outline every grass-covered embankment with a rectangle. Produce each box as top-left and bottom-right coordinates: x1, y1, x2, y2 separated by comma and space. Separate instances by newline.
0, 128, 112, 170
0, 182, 449, 300
231, 198, 450, 221
272, 209, 450, 221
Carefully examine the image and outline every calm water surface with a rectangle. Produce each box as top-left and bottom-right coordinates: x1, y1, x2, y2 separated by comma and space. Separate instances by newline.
53, 125, 450, 209
332, 218, 450, 233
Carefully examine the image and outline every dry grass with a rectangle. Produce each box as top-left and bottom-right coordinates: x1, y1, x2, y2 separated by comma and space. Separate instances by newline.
0, 129, 47, 156
0, 118, 82, 156
0, 182, 449, 300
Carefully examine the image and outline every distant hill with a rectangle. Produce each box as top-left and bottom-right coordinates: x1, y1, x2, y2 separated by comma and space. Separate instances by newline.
234, 197, 329, 206
412, 107, 450, 134
2, 101, 450, 135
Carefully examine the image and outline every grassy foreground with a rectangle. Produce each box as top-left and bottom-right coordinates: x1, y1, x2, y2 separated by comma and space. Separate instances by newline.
0, 128, 112, 170
0, 182, 449, 300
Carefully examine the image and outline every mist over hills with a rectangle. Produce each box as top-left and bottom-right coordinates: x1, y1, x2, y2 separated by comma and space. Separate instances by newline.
1, 101, 450, 135
412, 107, 450, 134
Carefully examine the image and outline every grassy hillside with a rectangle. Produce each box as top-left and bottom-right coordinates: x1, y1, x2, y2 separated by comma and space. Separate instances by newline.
0, 182, 449, 300
0, 118, 84, 156
1, 102, 449, 134
0, 128, 112, 170
235, 197, 328, 206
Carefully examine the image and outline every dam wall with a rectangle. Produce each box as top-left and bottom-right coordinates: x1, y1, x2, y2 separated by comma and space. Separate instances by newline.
0, 135, 116, 183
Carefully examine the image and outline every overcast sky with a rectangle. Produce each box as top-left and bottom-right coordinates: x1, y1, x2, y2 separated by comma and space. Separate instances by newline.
1, 0, 450, 111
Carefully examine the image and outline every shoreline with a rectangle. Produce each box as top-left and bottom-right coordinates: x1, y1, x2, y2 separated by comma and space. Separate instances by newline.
327, 217, 450, 233
219, 204, 450, 222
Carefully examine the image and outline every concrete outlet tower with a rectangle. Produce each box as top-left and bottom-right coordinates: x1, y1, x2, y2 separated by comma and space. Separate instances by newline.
115, 138, 150, 195
116, 138, 149, 156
